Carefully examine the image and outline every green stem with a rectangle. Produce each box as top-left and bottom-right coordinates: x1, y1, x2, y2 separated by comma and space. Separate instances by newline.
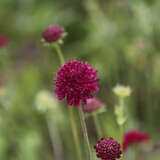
120, 125, 123, 160
54, 45, 82, 160
93, 114, 102, 138
54, 43, 65, 65
119, 97, 124, 109
119, 97, 124, 145
119, 97, 125, 160
69, 107, 82, 160
78, 107, 92, 160
46, 114, 63, 160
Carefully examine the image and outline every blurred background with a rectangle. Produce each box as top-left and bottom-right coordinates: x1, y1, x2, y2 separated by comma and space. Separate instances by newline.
0, 0, 160, 159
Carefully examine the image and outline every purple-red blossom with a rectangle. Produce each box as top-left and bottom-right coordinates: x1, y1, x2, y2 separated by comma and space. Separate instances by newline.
82, 97, 102, 113
0, 35, 8, 47
53, 59, 100, 106
42, 25, 64, 43
94, 137, 122, 160
123, 130, 150, 151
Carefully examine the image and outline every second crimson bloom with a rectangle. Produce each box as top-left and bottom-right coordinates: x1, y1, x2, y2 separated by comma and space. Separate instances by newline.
53, 59, 100, 106
123, 130, 150, 151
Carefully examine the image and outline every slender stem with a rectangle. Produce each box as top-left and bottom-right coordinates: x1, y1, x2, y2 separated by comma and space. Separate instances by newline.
69, 107, 82, 160
119, 97, 124, 145
93, 114, 102, 138
54, 45, 82, 160
78, 107, 92, 160
119, 97, 125, 160
46, 114, 63, 160
120, 125, 123, 160
120, 97, 124, 110
54, 43, 65, 65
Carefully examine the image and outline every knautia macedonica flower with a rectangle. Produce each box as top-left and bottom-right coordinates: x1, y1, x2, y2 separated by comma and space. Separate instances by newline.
113, 85, 131, 98
0, 35, 8, 47
82, 97, 102, 113
42, 25, 64, 43
94, 138, 122, 160
123, 130, 150, 151
53, 59, 100, 106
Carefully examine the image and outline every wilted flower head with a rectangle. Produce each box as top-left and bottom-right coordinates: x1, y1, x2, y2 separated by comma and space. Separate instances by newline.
35, 90, 59, 113
113, 85, 131, 97
123, 130, 150, 151
82, 97, 102, 113
0, 35, 8, 47
94, 137, 122, 160
42, 25, 64, 43
53, 59, 100, 106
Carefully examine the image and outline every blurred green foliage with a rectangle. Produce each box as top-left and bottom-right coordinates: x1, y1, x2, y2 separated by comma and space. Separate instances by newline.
0, 0, 160, 159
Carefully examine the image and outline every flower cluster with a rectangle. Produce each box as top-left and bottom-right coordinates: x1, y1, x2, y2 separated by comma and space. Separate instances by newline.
94, 138, 122, 160
42, 25, 64, 43
123, 130, 150, 151
82, 97, 102, 113
53, 59, 100, 106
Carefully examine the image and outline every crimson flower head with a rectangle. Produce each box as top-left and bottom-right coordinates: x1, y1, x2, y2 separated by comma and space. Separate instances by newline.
53, 59, 100, 106
94, 137, 122, 160
123, 130, 150, 151
42, 25, 64, 43
0, 35, 8, 47
82, 97, 102, 113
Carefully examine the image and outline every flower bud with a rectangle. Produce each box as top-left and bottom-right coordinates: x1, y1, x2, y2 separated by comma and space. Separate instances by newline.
113, 85, 131, 98
35, 90, 59, 113
42, 25, 64, 43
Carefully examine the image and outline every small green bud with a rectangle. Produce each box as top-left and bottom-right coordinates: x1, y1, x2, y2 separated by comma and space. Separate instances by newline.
113, 85, 131, 98
35, 90, 59, 113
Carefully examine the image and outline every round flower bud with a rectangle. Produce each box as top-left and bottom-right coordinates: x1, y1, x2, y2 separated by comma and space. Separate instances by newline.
82, 98, 102, 113
94, 137, 122, 160
35, 90, 59, 113
0, 35, 8, 47
53, 59, 100, 106
42, 25, 64, 43
113, 85, 131, 97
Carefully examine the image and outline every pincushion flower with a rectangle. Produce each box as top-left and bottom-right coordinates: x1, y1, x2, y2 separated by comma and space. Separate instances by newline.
0, 35, 8, 47
82, 97, 102, 113
94, 137, 122, 160
53, 59, 100, 106
42, 25, 64, 43
123, 130, 150, 151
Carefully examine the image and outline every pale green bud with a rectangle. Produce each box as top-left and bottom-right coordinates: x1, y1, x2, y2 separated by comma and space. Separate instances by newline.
35, 90, 59, 113
113, 85, 131, 98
